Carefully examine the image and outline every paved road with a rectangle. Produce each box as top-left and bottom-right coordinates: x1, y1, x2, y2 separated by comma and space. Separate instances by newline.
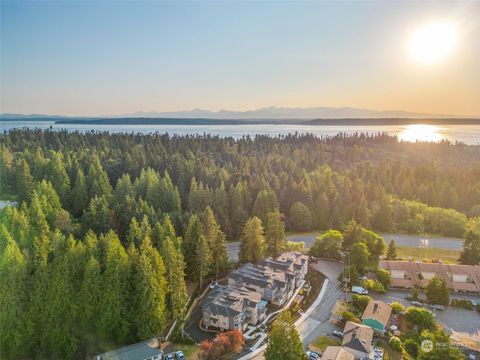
227, 233, 463, 261
297, 260, 344, 347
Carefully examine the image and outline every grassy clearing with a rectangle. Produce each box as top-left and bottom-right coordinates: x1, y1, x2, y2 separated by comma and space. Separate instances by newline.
374, 339, 403, 360
395, 246, 460, 264
310, 335, 341, 352
172, 343, 200, 359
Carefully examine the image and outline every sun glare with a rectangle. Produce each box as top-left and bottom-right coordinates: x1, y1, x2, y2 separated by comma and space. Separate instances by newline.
409, 22, 456, 64
399, 124, 445, 143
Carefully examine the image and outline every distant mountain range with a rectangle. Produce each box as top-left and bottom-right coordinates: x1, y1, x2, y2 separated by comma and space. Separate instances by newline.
2, 106, 477, 120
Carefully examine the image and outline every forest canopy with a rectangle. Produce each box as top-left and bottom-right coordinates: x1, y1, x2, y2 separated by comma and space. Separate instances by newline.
1, 129, 480, 358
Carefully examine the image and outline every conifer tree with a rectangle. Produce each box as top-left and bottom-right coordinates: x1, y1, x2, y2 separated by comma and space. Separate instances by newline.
183, 214, 202, 279
386, 239, 398, 260
211, 230, 228, 277
459, 217, 480, 265
265, 311, 306, 360
87, 155, 112, 201
98, 231, 132, 342
161, 236, 188, 319
15, 159, 34, 204
72, 168, 88, 217
253, 189, 279, 225
0, 236, 28, 359
80, 256, 102, 331
239, 217, 266, 263
196, 234, 211, 288
134, 236, 168, 338
265, 210, 287, 257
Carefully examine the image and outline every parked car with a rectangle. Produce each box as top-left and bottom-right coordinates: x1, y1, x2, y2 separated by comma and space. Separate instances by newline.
164, 353, 175, 360
429, 304, 445, 311
306, 350, 320, 360
175, 351, 185, 360
470, 300, 477, 307
411, 301, 423, 307
351, 286, 368, 295
333, 330, 344, 338
209, 281, 218, 289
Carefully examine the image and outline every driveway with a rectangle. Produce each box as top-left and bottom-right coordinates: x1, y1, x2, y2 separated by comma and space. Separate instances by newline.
297, 260, 344, 347
227, 233, 464, 261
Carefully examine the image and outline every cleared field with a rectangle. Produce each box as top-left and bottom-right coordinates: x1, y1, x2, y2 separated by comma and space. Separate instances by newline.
395, 246, 461, 264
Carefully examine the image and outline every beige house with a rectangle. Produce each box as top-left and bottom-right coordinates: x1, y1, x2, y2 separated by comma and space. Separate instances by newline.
361, 300, 392, 334
380, 260, 480, 294
321, 346, 355, 360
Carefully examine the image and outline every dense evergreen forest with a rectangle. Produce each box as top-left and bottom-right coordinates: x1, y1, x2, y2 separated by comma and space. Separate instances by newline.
1, 129, 480, 359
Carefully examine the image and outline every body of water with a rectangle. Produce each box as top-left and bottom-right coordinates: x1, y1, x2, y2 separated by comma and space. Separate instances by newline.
2, 120, 480, 145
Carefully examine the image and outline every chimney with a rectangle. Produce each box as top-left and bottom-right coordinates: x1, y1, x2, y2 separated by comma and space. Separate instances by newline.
373, 302, 379, 312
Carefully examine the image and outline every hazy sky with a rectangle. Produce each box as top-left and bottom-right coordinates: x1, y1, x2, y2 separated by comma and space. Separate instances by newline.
1, 1, 479, 116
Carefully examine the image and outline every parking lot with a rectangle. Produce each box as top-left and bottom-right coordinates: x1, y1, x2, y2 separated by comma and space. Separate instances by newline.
372, 290, 480, 339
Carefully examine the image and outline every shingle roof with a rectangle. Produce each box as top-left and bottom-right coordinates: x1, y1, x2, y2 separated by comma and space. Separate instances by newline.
95, 339, 162, 360
342, 321, 373, 354
202, 286, 262, 318
380, 260, 480, 292
362, 300, 392, 327
321, 346, 355, 360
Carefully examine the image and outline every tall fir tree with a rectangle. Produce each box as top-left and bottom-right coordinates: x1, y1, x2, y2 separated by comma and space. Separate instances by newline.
265, 311, 306, 360
0, 236, 28, 359
15, 159, 34, 204
161, 236, 188, 319
183, 214, 202, 279
239, 217, 266, 263
386, 239, 398, 260
98, 231, 132, 342
196, 234, 211, 288
459, 217, 480, 265
134, 236, 168, 338
265, 209, 287, 257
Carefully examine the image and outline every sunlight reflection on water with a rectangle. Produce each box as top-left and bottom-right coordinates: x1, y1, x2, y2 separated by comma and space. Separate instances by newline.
398, 124, 446, 143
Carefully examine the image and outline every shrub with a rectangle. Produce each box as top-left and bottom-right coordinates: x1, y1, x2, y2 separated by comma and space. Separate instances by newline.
451, 299, 473, 310
342, 311, 356, 322
405, 307, 435, 330
403, 339, 419, 358
200, 329, 244, 360
352, 294, 372, 311
375, 269, 391, 287
389, 336, 402, 352
390, 301, 405, 314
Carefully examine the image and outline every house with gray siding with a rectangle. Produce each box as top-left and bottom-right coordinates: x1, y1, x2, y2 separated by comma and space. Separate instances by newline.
202, 286, 267, 331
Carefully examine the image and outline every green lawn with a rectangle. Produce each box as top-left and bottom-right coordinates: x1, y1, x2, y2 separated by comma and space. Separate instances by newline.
395, 246, 460, 264
310, 335, 341, 351
172, 343, 200, 359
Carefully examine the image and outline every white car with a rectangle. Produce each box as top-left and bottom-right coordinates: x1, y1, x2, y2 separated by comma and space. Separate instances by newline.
306, 351, 320, 360
333, 330, 344, 338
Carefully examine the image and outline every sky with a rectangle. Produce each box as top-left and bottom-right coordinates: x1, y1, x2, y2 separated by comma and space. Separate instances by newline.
1, 1, 479, 117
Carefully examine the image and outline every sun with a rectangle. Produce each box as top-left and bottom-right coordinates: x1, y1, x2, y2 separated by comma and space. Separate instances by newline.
409, 22, 456, 64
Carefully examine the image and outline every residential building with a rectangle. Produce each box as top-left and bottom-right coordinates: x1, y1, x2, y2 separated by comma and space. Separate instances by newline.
361, 300, 392, 334
229, 252, 308, 306
94, 339, 163, 360
228, 263, 290, 305
321, 346, 355, 360
202, 286, 267, 331
341, 321, 374, 359
379, 260, 480, 294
